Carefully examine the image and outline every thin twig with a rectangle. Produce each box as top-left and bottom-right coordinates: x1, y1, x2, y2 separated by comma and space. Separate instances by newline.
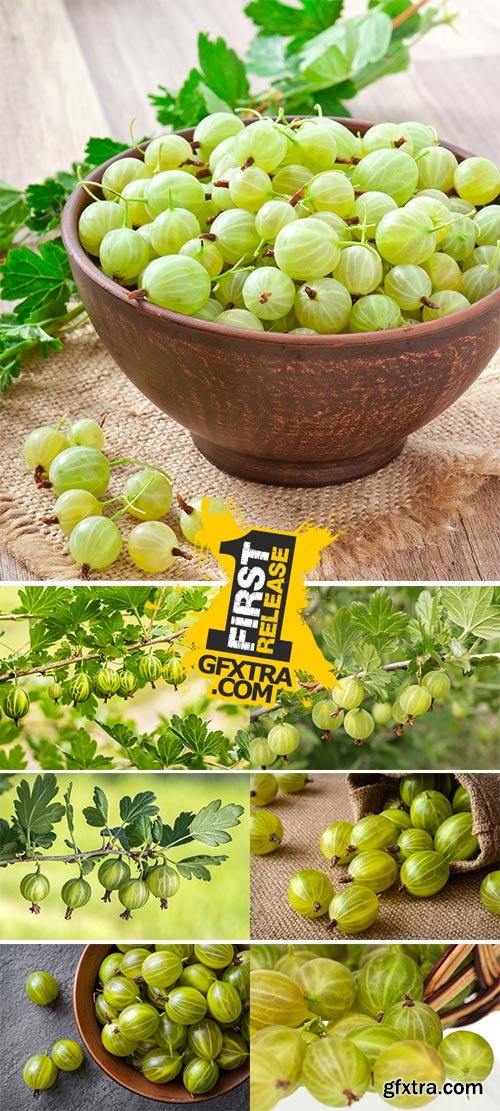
0, 630, 184, 683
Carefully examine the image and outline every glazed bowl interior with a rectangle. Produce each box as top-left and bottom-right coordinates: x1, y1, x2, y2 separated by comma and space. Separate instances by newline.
73, 944, 249, 1103
61, 119, 500, 487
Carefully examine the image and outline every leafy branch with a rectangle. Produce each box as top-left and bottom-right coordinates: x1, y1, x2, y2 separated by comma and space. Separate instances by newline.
0, 628, 184, 684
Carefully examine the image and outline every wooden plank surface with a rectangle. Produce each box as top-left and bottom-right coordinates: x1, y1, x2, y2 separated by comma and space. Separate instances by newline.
1, 0, 499, 583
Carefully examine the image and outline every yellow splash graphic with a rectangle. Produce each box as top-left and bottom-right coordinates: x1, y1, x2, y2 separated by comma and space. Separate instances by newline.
183, 502, 338, 705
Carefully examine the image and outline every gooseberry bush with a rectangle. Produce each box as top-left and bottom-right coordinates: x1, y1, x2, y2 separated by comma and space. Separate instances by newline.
0, 585, 250, 771
249, 942, 497, 1110
0, 773, 243, 923
246, 586, 500, 770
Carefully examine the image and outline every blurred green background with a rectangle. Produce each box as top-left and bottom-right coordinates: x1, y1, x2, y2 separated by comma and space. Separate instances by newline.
0, 772, 249, 940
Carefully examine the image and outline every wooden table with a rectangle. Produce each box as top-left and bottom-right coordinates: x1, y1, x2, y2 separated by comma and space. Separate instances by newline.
1, 0, 499, 581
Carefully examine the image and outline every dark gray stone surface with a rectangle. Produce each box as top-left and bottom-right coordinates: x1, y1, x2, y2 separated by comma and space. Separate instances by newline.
0, 945, 249, 1110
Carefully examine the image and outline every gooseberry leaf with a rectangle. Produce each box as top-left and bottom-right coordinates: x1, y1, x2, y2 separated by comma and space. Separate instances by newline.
0, 238, 73, 322
441, 586, 500, 639
322, 606, 361, 668
0, 181, 29, 248
167, 714, 228, 759
0, 745, 28, 770
13, 774, 65, 836
66, 731, 114, 770
176, 854, 229, 881
83, 136, 129, 168
245, 0, 343, 44
156, 732, 184, 768
0, 816, 24, 859
233, 729, 251, 762
150, 69, 207, 129
82, 786, 109, 827
124, 815, 153, 847
119, 791, 159, 823
246, 34, 289, 77
0, 320, 63, 392
161, 812, 196, 849
96, 720, 138, 750
189, 799, 244, 846
351, 589, 409, 652
198, 33, 250, 104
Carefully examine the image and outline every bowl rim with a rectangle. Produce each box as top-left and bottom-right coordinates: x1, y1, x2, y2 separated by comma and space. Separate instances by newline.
73, 943, 249, 1104
61, 117, 500, 346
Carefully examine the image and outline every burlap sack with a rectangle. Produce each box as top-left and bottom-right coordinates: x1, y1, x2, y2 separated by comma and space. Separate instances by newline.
1, 325, 499, 581
346, 772, 500, 873
250, 774, 498, 942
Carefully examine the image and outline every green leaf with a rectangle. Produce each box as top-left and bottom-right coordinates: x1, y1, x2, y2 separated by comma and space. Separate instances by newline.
0, 238, 73, 322
189, 799, 244, 846
168, 714, 228, 759
314, 82, 355, 115
149, 69, 206, 129
322, 605, 360, 667
161, 811, 196, 848
25, 176, 76, 234
0, 320, 63, 392
441, 587, 500, 640
414, 590, 442, 637
246, 34, 290, 77
198, 33, 250, 104
125, 815, 152, 847
82, 785, 109, 828
351, 641, 382, 677
0, 745, 27, 770
368, 0, 422, 39
0, 181, 29, 249
83, 136, 129, 169
245, 0, 343, 42
350, 589, 409, 653
233, 729, 251, 762
156, 731, 184, 768
0, 817, 23, 859
95, 720, 138, 750
119, 791, 159, 824
13, 774, 65, 837
299, 8, 391, 89
176, 854, 229, 881
66, 731, 114, 770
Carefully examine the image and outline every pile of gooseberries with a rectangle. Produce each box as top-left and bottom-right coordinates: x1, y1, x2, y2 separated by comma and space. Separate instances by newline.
251, 772, 498, 935
0, 645, 188, 732
93, 943, 249, 1096
78, 111, 499, 336
250, 668, 453, 761
23, 417, 224, 576
250, 943, 495, 1110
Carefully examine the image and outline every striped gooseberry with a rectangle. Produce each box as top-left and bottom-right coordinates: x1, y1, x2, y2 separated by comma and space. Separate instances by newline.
94, 994, 119, 1024
51, 1040, 84, 1071
439, 1030, 494, 1082
287, 869, 334, 918
207, 980, 242, 1024
118, 877, 150, 919
250, 810, 283, 854
252, 1026, 305, 1087
61, 877, 91, 919
433, 812, 479, 861
399, 851, 450, 897
165, 986, 207, 1025
119, 947, 151, 981
303, 1035, 371, 1106
188, 1018, 223, 1060
103, 976, 140, 1010
49, 446, 110, 497
278, 772, 309, 793
399, 775, 439, 806
399, 684, 432, 718
155, 1014, 188, 1051
311, 698, 344, 731
98, 952, 123, 982
221, 962, 250, 1003
250, 970, 308, 1029
24, 426, 69, 472
346, 849, 399, 892
20, 871, 50, 914
397, 829, 434, 860
250, 737, 276, 767
452, 785, 471, 813
410, 791, 452, 835
330, 1013, 378, 1037
328, 885, 379, 934
4, 685, 31, 725
347, 1023, 401, 1061
480, 870, 500, 914
250, 1045, 288, 1111
146, 864, 180, 907
320, 820, 355, 865
372, 702, 394, 725
356, 952, 424, 1017
349, 814, 398, 853
25, 970, 59, 1006
23, 1054, 58, 1096
380, 809, 413, 831
118, 669, 139, 698
183, 1056, 219, 1094
297, 958, 356, 1020
68, 672, 92, 704
373, 1039, 445, 1106
251, 773, 278, 806
94, 667, 121, 698
142, 1049, 183, 1082
383, 999, 443, 1048
343, 708, 375, 745
101, 1022, 138, 1057
180, 964, 217, 994
267, 723, 300, 756
141, 950, 183, 988
194, 943, 235, 969
97, 857, 131, 901
216, 1031, 249, 1070
331, 677, 364, 710
421, 670, 451, 700
118, 1002, 161, 1040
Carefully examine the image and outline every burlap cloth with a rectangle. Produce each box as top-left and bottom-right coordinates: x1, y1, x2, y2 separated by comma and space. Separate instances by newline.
1, 326, 499, 581
250, 774, 499, 941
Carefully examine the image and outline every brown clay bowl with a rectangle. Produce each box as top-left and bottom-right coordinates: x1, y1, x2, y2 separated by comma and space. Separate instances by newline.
61, 120, 500, 487
73, 944, 249, 1103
